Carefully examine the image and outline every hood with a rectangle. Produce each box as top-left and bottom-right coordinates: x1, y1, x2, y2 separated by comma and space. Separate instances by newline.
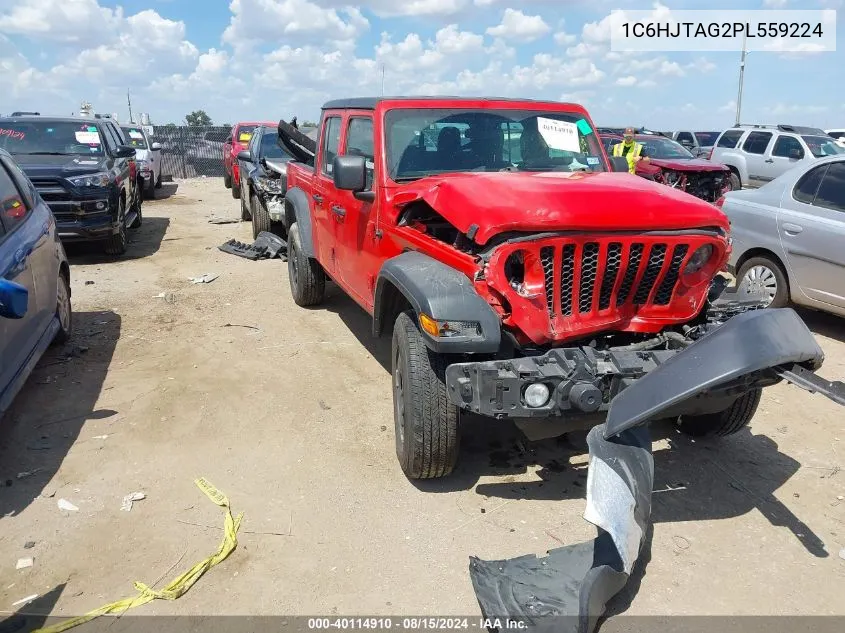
389, 171, 729, 246
12, 153, 107, 177
264, 159, 288, 176
645, 157, 728, 171
133, 148, 152, 161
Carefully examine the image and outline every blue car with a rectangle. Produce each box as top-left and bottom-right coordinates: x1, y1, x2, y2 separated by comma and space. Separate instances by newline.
0, 148, 72, 416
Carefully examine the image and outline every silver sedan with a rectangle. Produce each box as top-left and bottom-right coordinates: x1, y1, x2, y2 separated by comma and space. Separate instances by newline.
719, 154, 845, 317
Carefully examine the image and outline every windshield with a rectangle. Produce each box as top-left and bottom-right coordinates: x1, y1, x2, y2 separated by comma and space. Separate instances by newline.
235, 125, 257, 144
694, 132, 719, 146
802, 135, 845, 158
259, 131, 293, 161
121, 127, 148, 149
638, 137, 695, 159
384, 108, 607, 181
0, 120, 105, 155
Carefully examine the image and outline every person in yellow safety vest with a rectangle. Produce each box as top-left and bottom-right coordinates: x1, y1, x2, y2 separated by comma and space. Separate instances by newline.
611, 127, 649, 174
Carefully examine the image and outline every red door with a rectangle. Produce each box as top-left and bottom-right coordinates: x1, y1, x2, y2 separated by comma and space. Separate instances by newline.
311, 113, 344, 276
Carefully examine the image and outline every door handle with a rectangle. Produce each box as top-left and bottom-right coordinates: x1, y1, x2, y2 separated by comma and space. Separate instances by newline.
764, 159, 774, 163
312, 193, 323, 204
782, 222, 803, 234
331, 205, 346, 218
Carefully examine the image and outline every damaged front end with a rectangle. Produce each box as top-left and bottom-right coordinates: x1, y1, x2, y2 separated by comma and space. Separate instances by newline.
467, 298, 845, 632
255, 159, 288, 222
650, 169, 731, 203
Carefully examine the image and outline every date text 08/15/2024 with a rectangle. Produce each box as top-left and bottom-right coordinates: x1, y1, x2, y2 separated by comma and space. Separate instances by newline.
620, 21, 824, 39
307, 618, 528, 630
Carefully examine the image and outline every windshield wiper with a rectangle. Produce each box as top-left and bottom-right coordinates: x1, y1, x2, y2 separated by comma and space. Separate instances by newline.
19, 151, 66, 155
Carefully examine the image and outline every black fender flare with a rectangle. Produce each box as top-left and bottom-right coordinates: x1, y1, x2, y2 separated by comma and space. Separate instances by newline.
283, 185, 315, 256
373, 251, 501, 354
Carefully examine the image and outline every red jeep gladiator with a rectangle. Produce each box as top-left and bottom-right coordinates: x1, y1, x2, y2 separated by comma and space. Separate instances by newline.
278, 97, 843, 480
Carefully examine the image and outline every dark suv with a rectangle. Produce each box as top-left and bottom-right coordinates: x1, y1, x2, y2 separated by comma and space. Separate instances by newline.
0, 115, 141, 256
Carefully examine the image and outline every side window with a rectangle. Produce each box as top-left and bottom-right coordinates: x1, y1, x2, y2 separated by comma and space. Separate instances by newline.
793, 164, 827, 204
321, 116, 342, 176
2, 157, 34, 208
110, 124, 127, 145
676, 132, 694, 144
742, 131, 773, 155
345, 117, 374, 188
717, 130, 744, 148
0, 161, 29, 233
813, 162, 845, 212
772, 136, 804, 159
100, 125, 118, 153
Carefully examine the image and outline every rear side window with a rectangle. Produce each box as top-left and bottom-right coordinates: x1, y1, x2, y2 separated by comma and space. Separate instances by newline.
0, 160, 29, 233
814, 162, 845, 212
676, 132, 694, 144
742, 131, 772, 155
717, 130, 744, 148
793, 164, 826, 204
321, 116, 342, 176
772, 136, 804, 159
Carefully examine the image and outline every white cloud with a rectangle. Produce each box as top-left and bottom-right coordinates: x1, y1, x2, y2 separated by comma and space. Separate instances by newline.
554, 31, 577, 45
718, 100, 737, 113
433, 24, 484, 55
616, 76, 637, 86
318, 0, 470, 16
0, 0, 123, 44
486, 9, 551, 42
762, 0, 788, 7
765, 103, 829, 116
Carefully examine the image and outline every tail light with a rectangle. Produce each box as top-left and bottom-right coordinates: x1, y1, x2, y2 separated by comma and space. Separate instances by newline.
706, 148, 714, 160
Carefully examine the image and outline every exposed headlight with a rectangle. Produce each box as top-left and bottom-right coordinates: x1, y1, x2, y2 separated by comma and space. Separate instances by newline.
524, 383, 550, 408
418, 313, 482, 339
256, 176, 283, 193
683, 244, 714, 275
67, 172, 111, 187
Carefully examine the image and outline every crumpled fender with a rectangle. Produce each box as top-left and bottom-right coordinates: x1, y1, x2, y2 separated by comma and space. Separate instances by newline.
469, 424, 653, 633
604, 307, 824, 439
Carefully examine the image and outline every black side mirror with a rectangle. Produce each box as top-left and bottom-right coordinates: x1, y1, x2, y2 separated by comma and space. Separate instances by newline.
115, 145, 136, 158
789, 148, 803, 159
610, 156, 630, 172
333, 154, 367, 191
237, 150, 252, 162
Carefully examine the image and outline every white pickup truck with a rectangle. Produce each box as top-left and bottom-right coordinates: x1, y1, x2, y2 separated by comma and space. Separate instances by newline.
121, 124, 163, 198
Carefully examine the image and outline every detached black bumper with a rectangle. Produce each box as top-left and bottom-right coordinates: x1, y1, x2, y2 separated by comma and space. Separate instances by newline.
445, 308, 827, 425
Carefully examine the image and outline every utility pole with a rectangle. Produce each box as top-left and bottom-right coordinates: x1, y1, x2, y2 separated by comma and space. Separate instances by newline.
127, 90, 134, 124
734, 33, 747, 126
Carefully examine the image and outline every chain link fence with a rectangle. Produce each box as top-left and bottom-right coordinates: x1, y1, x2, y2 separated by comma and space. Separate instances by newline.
151, 125, 232, 179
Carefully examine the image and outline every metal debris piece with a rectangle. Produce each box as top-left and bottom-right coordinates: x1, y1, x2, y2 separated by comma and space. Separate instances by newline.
121, 492, 146, 512
208, 217, 239, 225
11, 594, 38, 607
24, 542, 35, 550
218, 232, 286, 261
840, 548, 845, 561
16, 468, 42, 479
57, 499, 79, 512
189, 273, 219, 284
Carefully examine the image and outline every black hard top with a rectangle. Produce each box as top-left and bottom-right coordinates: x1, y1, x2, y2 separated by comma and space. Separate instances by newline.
321, 96, 574, 110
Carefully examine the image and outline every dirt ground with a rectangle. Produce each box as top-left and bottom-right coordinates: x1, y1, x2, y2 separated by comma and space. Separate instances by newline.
1, 178, 844, 626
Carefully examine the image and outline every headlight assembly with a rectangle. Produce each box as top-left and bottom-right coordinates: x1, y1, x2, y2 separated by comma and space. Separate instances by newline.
67, 172, 111, 187
683, 244, 714, 275
256, 177, 283, 193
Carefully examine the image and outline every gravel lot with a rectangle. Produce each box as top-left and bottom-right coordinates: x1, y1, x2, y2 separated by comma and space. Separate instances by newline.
1, 178, 844, 626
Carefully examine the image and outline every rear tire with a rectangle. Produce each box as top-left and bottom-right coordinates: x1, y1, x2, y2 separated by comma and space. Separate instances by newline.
677, 388, 762, 438
104, 198, 128, 256
155, 170, 162, 189
232, 179, 240, 199
51, 271, 72, 346
251, 193, 271, 239
737, 255, 789, 308
728, 172, 742, 191
287, 222, 325, 307
240, 186, 251, 221
223, 171, 231, 189
392, 310, 460, 479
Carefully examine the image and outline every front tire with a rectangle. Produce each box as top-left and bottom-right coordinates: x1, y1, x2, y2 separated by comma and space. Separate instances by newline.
392, 311, 460, 479
728, 172, 742, 191
737, 255, 789, 308
104, 198, 128, 255
223, 170, 232, 189
240, 185, 251, 221
677, 388, 762, 438
251, 193, 271, 239
155, 170, 162, 189
232, 178, 241, 199
51, 272, 72, 346
287, 222, 325, 307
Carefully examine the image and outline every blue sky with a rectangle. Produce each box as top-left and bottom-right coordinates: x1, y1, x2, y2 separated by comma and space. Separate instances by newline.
0, 0, 842, 131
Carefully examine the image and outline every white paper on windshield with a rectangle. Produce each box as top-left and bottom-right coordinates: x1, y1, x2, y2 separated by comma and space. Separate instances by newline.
129, 131, 143, 139
75, 131, 101, 144
537, 117, 580, 153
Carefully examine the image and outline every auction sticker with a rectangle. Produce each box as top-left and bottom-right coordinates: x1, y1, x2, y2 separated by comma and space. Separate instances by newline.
129, 130, 143, 139
75, 131, 101, 144
537, 117, 580, 153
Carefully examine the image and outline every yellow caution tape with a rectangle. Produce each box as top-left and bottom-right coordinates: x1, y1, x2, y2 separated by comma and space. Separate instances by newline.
33, 478, 243, 633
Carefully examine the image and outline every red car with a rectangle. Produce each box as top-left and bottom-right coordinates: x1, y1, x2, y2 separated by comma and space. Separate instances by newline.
600, 133, 733, 202
277, 96, 833, 483
223, 121, 276, 199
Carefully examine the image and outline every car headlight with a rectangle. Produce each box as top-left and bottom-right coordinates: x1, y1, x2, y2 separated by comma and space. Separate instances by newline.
67, 172, 111, 187
256, 177, 283, 193
683, 244, 714, 275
